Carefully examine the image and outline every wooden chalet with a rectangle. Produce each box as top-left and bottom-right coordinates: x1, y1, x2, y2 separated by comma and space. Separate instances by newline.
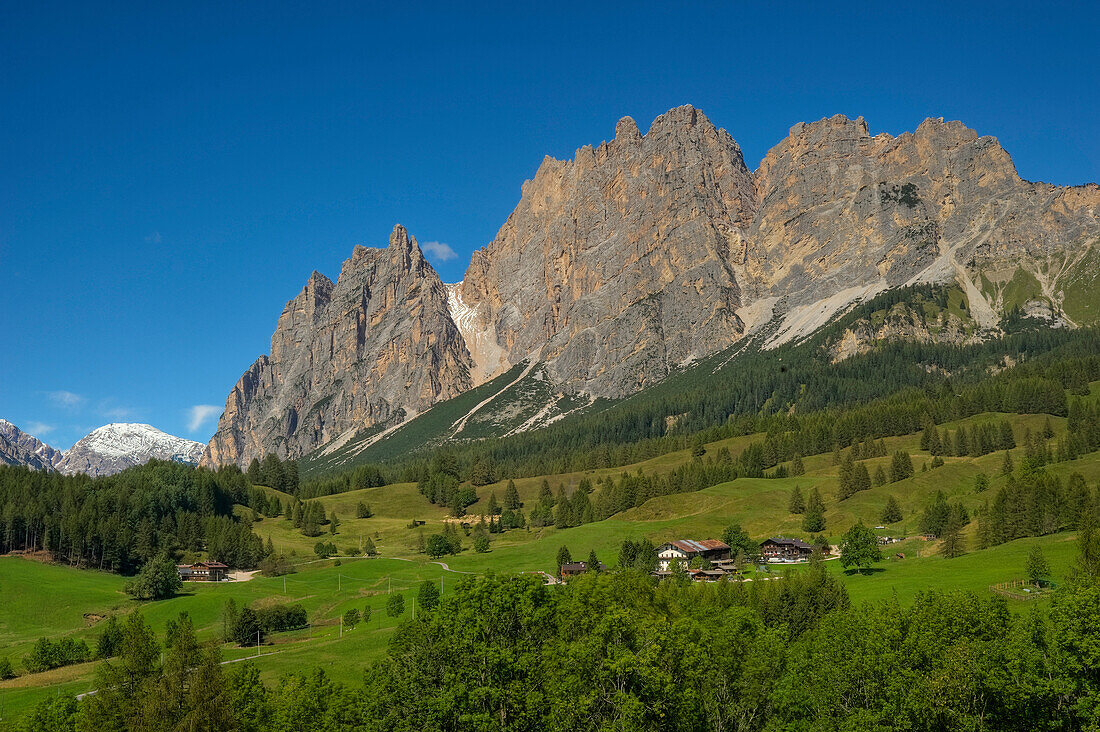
560, 561, 606, 578
655, 539, 731, 571
759, 537, 813, 562
176, 561, 229, 582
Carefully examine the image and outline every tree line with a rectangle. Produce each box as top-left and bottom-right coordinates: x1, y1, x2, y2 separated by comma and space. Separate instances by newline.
0, 460, 266, 574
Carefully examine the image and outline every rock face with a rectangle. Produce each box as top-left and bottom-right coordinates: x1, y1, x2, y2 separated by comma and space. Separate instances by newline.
748, 115, 1100, 343
461, 106, 757, 397
57, 423, 205, 477
0, 419, 63, 471
203, 106, 1100, 467
202, 225, 473, 467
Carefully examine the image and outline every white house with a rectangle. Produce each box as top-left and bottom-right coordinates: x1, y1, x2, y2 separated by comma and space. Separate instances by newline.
655, 539, 731, 571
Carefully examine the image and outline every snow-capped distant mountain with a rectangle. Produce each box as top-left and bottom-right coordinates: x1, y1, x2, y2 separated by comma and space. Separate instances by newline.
57, 423, 205, 477
0, 419, 64, 471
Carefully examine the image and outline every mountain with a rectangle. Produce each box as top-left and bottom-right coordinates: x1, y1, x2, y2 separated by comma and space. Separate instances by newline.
0, 419, 63, 470
202, 225, 473, 468
204, 106, 1100, 468
58, 423, 205, 477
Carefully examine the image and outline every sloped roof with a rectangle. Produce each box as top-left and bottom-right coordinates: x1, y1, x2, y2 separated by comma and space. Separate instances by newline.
668, 539, 730, 553
761, 537, 813, 550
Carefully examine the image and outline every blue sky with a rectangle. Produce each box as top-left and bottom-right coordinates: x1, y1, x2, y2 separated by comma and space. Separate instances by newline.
1, 1, 1097, 450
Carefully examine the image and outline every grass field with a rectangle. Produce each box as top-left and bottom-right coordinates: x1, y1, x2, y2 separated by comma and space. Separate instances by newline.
2, 394, 1098, 724
0, 556, 453, 721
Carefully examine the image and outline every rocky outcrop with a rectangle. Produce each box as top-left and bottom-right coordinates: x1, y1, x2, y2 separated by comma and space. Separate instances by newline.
827, 302, 981, 363
57, 423, 204, 477
0, 419, 62, 470
201, 225, 473, 467
749, 115, 1100, 342
460, 106, 757, 397
203, 107, 1100, 467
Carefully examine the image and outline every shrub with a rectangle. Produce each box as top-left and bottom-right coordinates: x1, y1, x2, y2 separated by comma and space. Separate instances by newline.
125, 554, 182, 601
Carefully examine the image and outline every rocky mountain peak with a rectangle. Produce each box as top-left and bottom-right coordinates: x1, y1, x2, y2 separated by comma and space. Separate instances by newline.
458, 106, 757, 398
202, 223, 473, 468
0, 419, 63, 471
57, 423, 204, 477
202, 105, 1100, 468
614, 115, 641, 142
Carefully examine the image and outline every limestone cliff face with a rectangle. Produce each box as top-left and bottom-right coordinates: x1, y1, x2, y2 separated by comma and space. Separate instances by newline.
203, 107, 1100, 466
460, 106, 757, 397
201, 225, 472, 467
749, 115, 1100, 341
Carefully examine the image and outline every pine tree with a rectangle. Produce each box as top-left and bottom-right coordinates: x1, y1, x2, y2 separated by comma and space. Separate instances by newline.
487, 492, 501, 516
790, 454, 805, 476
788, 485, 805, 514
873, 465, 888, 487
920, 423, 934, 450
940, 528, 965, 559
1026, 546, 1050, 586
890, 451, 914, 483
554, 499, 572, 529
927, 427, 943, 456
504, 480, 521, 510
802, 488, 826, 532
1042, 417, 1055, 440
837, 454, 855, 499
538, 480, 554, 505
556, 545, 572, 576
853, 462, 871, 493
882, 496, 903, 524
1001, 450, 1014, 476
587, 550, 600, 572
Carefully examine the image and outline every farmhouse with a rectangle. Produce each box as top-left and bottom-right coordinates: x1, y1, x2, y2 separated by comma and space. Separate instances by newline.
656, 539, 731, 571
176, 561, 229, 582
560, 561, 606, 578
759, 537, 813, 562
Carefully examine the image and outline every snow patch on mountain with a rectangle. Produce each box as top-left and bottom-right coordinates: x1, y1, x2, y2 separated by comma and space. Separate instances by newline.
57, 423, 205, 477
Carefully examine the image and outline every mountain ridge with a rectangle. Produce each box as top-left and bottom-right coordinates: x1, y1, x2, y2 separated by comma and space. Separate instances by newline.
57, 423, 205, 477
0, 419, 63, 471
202, 106, 1100, 468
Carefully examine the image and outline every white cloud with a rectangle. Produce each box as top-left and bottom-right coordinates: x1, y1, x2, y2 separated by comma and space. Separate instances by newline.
420, 241, 458, 262
187, 404, 221, 431
25, 422, 54, 436
47, 390, 85, 409
144, 231, 163, 244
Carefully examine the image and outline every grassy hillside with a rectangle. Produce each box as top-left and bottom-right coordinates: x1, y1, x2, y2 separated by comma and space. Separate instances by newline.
3, 384, 1098, 724
0, 556, 450, 721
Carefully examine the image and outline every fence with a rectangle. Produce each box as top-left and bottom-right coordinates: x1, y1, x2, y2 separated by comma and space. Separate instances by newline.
989, 578, 1054, 600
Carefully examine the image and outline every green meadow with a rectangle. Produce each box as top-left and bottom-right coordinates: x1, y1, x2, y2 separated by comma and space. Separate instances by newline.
2, 396, 1097, 724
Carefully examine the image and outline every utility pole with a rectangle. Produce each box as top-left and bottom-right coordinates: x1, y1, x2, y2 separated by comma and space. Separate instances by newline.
338, 574, 342, 592
340, 615, 343, 638
283, 576, 286, 594
256, 630, 260, 657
